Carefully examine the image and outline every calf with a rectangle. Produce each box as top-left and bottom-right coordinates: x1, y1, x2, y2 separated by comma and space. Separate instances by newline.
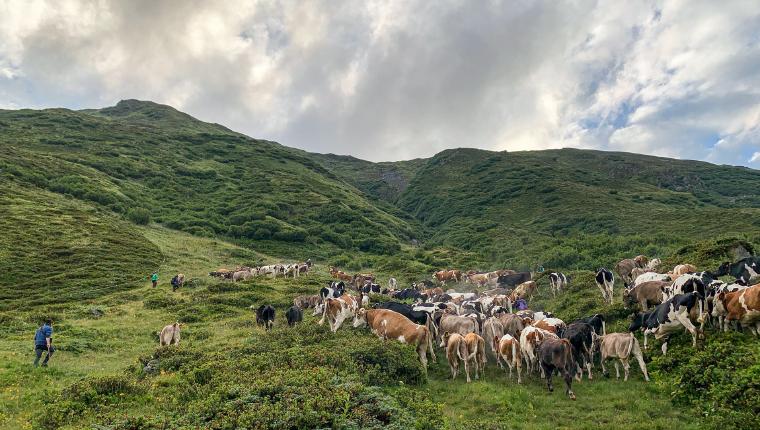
462, 333, 487, 382
549, 272, 569, 296
353, 308, 435, 368
599, 332, 649, 381
442, 332, 467, 380
538, 338, 577, 400
254, 305, 275, 331
713, 283, 760, 335
285, 306, 303, 327
623, 281, 668, 311
562, 322, 595, 381
159, 322, 181, 346
629, 293, 703, 354
494, 334, 522, 383
595, 268, 614, 305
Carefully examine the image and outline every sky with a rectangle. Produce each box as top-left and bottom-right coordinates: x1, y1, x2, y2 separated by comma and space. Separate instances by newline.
1, 0, 759, 167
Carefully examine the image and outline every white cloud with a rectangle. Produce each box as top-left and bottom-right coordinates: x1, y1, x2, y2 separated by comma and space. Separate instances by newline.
0, 0, 758, 167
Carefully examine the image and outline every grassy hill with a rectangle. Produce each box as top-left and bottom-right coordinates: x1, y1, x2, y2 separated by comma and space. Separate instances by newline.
2, 100, 760, 429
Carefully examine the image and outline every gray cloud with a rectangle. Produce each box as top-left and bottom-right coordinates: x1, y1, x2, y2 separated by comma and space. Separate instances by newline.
1, 0, 759, 166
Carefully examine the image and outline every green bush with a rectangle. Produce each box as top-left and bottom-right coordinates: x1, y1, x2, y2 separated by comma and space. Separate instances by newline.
126, 207, 151, 225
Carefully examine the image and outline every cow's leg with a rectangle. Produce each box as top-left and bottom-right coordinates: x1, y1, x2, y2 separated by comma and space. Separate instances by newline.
661, 341, 668, 355
643, 332, 648, 350
614, 361, 620, 379
621, 358, 630, 381
542, 364, 554, 392
586, 354, 593, 380
601, 356, 607, 377
563, 368, 576, 400
516, 360, 522, 384
418, 343, 428, 370
464, 357, 471, 383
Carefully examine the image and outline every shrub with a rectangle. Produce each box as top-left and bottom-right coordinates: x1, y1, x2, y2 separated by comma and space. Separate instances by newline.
126, 208, 151, 225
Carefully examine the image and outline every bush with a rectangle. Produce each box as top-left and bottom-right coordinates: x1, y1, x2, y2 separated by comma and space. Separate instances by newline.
126, 208, 151, 225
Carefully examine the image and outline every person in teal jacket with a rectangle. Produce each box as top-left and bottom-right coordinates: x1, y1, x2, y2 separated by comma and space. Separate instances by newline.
151, 272, 158, 288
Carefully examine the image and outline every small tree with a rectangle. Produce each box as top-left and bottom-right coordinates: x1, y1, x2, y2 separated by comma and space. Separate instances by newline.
126, 208, 151, 225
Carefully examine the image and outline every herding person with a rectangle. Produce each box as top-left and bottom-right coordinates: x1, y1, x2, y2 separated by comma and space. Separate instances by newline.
151, 272, 158, 288
34, 319, 55, 367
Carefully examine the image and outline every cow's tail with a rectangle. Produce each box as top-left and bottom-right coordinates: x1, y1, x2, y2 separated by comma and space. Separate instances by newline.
511, 339, 517, 364
456, 340, 467, 362
426, 326, 436, 361
171, 322, 179, 344
602, 320, 607, 336
626, 332, 637, 358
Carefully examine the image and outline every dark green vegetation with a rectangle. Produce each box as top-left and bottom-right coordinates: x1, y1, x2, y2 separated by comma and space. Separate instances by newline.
2, 100, 760, 429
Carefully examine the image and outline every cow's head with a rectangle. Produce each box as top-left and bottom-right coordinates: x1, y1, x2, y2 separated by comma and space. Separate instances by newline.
352, 308, 368, 328
439, 331, 451, 348
622, 288, 637, 308
714, 261, 730, 277
628, 313, 646, 332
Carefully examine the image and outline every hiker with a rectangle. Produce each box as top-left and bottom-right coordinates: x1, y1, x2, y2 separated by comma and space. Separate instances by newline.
151, 272, 158, 288
514, 297, 528, 311
34, 319, 55, 367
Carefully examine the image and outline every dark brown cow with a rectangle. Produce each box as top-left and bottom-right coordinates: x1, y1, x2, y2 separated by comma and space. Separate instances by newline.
538, 338, 577, 400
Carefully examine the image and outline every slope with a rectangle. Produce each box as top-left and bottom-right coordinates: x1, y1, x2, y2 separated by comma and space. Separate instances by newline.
396, 148, 760, 270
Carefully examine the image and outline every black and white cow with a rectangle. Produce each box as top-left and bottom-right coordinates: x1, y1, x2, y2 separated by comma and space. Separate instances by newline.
391, 288, 427, 302
562, 322, 595, 381
360, 282, 381, 294
320, 281, 346, 301
595, 268, 614, 305
255, 304, 276, 330
715, 257, 760, 285
628, 292, 703, 355
549, 272, 569, 297
572, 314, 606, 336
662, 273, 712, 325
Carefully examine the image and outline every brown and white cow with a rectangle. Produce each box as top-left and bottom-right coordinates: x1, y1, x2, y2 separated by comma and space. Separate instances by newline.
482, 317, 505, 359
442, 332, 467, 380
353, 308, 436, 368
319, 294, 358, 332
159, 322, 181, 346
598, 332, 649, 382
532, 317, 566, 337
462, 332, 487, 382
520, 326, 558, 375
494, 334, 522, 384
713, 283, 760, 335
672, 264, 697, 276
438, 312, 478, 344
434, 269, 463, 284
510, 281, 537, 301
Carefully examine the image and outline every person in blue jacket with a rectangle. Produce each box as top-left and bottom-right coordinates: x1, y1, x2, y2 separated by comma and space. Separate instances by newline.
33, 319, 55, 367
514, 297, 529, 311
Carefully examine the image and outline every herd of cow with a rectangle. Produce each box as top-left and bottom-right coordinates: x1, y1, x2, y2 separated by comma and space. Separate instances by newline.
209, 260, 312, 281
177, 254, 760, 401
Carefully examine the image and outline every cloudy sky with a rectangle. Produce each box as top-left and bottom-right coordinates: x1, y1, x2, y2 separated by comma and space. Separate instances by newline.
1, 0, 759, 166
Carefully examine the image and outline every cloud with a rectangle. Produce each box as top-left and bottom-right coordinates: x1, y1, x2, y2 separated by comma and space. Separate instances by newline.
0, 0, 759, 166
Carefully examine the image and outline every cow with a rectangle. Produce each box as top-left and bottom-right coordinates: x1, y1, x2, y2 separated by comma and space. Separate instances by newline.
520, 326, 558, 375
232, 269, 253, 282
632, 272, 671, 287
672, 264, 697, 276
258, 265, 280, 278
353, 308, 435, 367
715, 257, 760, 285
391, 288, 427, 302
533, 317, 566, 337
434, 269, 463, 284
482, 317, 505, 359
629, 292, 703, 354
562, 322, 595, 381
634, 255, 649, 268
533, 311, 555, 322
352, 273, 376, 289
498, 313, 525, 338
623, 281, 668, 311
598, 332, 649, 382
646, 258, 662, 271
549, 272, 569, 296
595, 268, 614, 305
423, 287, 445, 298
615, 259, 639, 285
462, 333, 487, 382
663, 273, 709, 325
285, 306, 303, 326
388, 277, 398, 289
510, 281, 537, 301
467, 272, 498, 287
497, 272, 532, 288
438, 312, 478, 344
320, 294, 357, 332
494, 334, 522, 383
709, 282, 751, 331
293, 294, 321, 309
538, 338, 577, 400
159, 322, 181, 346
360, 282, 381, 294
373, 302, 431, 326
442, 332, 467, 380
712, 283, 760, 335
320, 281, 346, 302
254, 305, 275, 330
572, 314, 606, 336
